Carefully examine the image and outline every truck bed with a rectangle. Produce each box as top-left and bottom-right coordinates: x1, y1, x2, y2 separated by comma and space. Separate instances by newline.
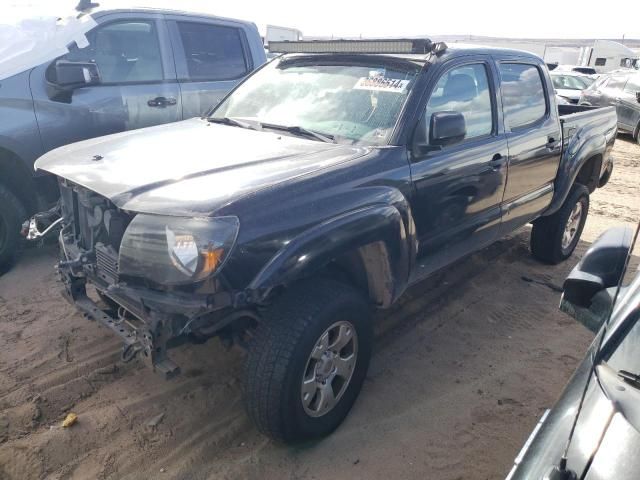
558, 104, 617, 141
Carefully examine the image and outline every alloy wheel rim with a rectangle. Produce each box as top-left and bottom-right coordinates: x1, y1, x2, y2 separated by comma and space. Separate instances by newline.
562, 201, 583, 250
301, 320, 358, 417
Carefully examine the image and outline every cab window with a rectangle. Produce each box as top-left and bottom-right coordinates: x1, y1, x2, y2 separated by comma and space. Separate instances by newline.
425, 63, 493, 142
606, 76, 628, 90
176, 22, 249, 81
59, 20, 164, 84
499, 63, 547, 129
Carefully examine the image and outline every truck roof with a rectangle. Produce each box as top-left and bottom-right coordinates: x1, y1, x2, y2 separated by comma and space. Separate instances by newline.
393, 44, 545, 62
86, 6, 258, 28
269, 39, 544, 63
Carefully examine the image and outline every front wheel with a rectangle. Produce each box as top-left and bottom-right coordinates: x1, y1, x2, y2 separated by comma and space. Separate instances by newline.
244, 278, 372, 443
531, 184, 589, 264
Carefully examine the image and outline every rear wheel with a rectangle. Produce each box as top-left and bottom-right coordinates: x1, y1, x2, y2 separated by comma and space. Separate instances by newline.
531, 184, 589, 264
0, 184, 27, 271
244, 278, 372, 443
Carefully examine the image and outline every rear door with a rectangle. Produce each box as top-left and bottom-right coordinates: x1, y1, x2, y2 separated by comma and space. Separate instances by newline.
166, 16, 256, 119
31, 12, 181, 153
497, 60, 561, 234
409, 56, 508, 274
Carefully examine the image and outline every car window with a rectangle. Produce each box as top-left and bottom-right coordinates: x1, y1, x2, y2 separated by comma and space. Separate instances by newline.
624, 76, 640, 93
61, 20, 163, 84
607, 310, 640, 374
595, 58, 607, 67
590, 75, 609, 90
499, 63, 547, 129
425, 63, 493, 141
176, 22, 248, 81
606, 76, 628, 90
552, 75, 588, 90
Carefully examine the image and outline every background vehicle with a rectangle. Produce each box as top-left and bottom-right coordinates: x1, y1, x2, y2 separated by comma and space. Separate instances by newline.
0, 6, 265, 269
36, 39, 616, 443
580, 72, 640, 142
507, 224, 640, 480
577, 39, 640, 73
554, 64, 598, 76
551, 71, 594, 104
264, 24, 302, 43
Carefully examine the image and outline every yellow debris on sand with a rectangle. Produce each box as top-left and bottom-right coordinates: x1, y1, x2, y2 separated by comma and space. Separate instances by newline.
62, 413, 77, 428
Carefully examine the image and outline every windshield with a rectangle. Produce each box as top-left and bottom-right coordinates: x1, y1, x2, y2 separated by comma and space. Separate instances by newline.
551, 74, 591, 90
210, 56, 421, 145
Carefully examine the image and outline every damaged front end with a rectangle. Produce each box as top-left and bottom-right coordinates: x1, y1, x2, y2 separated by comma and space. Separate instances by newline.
56, 179, 247, 378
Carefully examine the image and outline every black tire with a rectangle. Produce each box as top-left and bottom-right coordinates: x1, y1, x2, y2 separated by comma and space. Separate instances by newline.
0, 184, 27, 271
531, 184, 589, 264
244, 277, 372, 443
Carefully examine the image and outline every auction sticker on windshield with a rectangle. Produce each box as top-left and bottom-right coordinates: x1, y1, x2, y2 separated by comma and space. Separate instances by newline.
354, 77, 410, 93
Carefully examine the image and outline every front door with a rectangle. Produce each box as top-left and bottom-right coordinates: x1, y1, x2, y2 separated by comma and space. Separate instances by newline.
410, 59, 508, 275
30, 14, 181, 153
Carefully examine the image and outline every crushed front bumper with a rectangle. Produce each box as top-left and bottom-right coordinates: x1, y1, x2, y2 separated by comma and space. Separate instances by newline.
58, 256, 235, 379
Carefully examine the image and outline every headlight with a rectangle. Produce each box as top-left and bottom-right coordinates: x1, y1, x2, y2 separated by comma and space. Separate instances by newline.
118, 215, 239, 285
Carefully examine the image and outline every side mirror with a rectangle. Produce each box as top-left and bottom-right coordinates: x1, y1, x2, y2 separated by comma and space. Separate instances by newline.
636, 91, 640, 103
560, 226, 633, 331
54, 61, 100, 87
430, 111, 466, 147
563, 226, 633, 307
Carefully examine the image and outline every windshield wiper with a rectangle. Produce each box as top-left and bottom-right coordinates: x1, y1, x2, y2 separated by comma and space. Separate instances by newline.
259, 122, 336, 143
207, 117, 258, 131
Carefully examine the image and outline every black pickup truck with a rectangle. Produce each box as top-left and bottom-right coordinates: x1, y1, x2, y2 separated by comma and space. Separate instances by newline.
35, 39, 617, 443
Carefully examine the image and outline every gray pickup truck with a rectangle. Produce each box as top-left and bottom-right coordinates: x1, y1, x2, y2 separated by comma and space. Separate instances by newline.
0, 5, 266, 269
36, 39, 617, 442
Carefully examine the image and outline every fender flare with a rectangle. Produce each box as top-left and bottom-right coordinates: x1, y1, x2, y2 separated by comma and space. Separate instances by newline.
544, 128, 606, 216
247, 204, 415, 307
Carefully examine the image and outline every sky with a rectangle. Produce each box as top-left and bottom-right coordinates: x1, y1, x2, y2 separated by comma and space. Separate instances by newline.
6, 0, 640, 40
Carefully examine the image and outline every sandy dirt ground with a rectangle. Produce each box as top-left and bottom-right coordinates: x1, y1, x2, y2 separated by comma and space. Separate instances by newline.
0, 138, 638, 480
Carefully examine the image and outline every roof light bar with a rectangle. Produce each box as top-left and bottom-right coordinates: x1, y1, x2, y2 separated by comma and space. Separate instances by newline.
268, 39, 447, 55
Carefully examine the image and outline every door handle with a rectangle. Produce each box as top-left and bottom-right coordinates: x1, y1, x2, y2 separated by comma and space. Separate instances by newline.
489, 153, 504, 171
545, 137, 559, 149
147, 96, 177, 108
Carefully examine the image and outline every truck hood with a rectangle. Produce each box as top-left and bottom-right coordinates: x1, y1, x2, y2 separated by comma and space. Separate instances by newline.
36, 118, 369, 216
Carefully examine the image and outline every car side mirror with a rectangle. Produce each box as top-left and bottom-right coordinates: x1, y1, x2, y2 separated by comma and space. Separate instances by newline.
54, 61, 100, 87
430, 111, 466, 147
46, 61, 100, 103
560, 226, 633, 331
636, 91, 640, 103
411, 111, 467, 159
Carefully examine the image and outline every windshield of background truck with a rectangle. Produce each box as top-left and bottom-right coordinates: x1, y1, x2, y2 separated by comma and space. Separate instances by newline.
211, 56, 420, 145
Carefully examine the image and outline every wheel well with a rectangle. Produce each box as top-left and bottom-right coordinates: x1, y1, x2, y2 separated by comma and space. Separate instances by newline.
575, 154, 602, 193
324, 241, 394, 307
0, 147, 37, 213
